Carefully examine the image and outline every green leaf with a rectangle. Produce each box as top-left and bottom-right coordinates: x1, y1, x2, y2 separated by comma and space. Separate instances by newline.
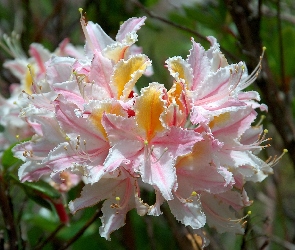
282, 26, 295, 77
1, 142, 21, 171
9, 174, 62, 210
23, 180, 62, 211
0, 124, 4, 132
22, 180, 61, 200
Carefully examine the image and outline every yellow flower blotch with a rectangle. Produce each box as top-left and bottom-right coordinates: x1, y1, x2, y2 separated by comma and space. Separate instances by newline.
168, 81, 185, 109
89, 102, 125, 139
175, 142, 206, 169
135, 84, 165, 142
209, 112, 231, 129
112, 55, 148, 99
24, 66, 34, 94
170, 60, 186, 82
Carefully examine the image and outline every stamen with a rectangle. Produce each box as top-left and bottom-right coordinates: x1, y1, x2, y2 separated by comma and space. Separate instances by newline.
79, 7, 94, 52
254, 115, 266, 127
0, 32, 26, 59
73, 71, 89, 100
152, 147, 168, 164
15, 134, 20, 141
266, 149, 288, 167
229, 210, 251, 223
238, 47, 266, 90
191, 191, 197, 196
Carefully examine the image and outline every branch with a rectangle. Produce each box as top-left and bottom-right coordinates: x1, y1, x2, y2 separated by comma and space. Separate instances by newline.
253, 225, 295, 250
276, 0, 287, 96
224, 0, 295, 171
132, 0, 240, 62
0, 176, 18, 250
35, 223, 65, 250
58, 208, 102, 250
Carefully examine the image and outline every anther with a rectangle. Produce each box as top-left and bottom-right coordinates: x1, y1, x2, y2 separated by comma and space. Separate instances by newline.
191, 191, 197, 196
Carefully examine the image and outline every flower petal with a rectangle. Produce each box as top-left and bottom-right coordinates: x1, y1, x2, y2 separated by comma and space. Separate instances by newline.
110, 54, 151, 99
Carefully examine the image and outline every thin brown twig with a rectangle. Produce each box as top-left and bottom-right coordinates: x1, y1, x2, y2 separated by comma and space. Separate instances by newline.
35, 223, 65, 250
58, 208, 102, 250
276, 0, 287, 96
132, 0, 240, 62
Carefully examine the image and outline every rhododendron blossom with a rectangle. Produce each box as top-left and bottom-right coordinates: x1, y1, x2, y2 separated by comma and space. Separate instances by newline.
8, 12, 287, 247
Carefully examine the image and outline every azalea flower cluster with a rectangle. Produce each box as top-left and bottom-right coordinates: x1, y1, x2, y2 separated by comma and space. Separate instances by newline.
3, 11, 283, 244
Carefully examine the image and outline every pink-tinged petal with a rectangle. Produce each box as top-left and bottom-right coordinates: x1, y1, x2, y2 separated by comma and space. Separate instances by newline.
168, 192, 206, 229
102, 112, 140, 144
57, 38, 84, 59
177, 165, 233, 194
69, 176, 142, 240
45, 56, 75, 85
206, 36, 228, 71
209, 106, 257, 141
103, 139, 143, 173
140, 149, 176, 200
175, 139, 234, 194
134, 193, 149, 216
89, 51, 113, 97
52, 80, 85, 108
215, 149, 265, 170
82, 21, 114, 53
87, 100, 128, 140
116, 17, 146, 42
3, 59, 27, 80
165, 102, 186, 127
152, 127, 203, 157
19, 91, 57, 111
27, 111, 64, 143
217, 189, 252, 211
72, 60, 90, 75
99, 178, 148, 239
18, 161, 51, 182
99, 198, 128, 240
55, 97, 105, 141
166, 56, 193, 89
187, 39, 211, 91
190, 106, 209, 125
193, 67, 231, 102
29, 43, 50, 74
147, 188, 164, 216
13, 138, 56, 161
69, 178, 127, 213
238, 90, 260, 102
175, 139, 213, 170
201, 193, 244, 234
166, 81, 190, 126
45, 142, 81, 173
